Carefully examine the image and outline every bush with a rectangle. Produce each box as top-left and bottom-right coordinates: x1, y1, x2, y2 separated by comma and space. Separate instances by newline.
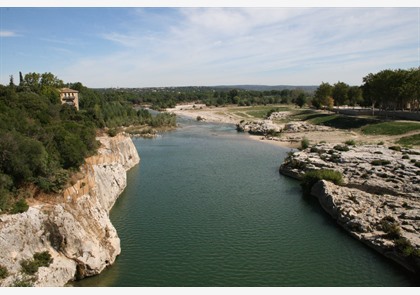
301, 169, 343, 195
394, 237, 420, 258
344, 139, 356, 146
389, 145, 402, 152
107, 128, 118, 137
12, 278, 33, 287
300, 137, 310, 150
0, 264, 8, 279
380, 216, 401, 239
11, 198, 29, 214
20, 251, 53, 275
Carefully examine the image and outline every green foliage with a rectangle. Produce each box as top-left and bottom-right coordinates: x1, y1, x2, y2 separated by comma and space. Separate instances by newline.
12, 278, 33, 287
301, 169, 343, 195
379, 216, 401, 239
107, 128, 118, 137
0, 264, 8, 279
11, 198, 29, 214
300, 137, 310, 150
361, 68, 419, 111
20, 251, 53, 275
344, 139, 356, 146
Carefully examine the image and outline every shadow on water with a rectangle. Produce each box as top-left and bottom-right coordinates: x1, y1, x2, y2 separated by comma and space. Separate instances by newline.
299, 192, 420, 287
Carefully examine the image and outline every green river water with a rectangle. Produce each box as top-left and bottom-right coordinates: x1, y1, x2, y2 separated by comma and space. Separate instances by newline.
73, 116, 419, 287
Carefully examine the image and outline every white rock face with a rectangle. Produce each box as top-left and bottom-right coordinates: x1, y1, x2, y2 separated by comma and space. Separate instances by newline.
279, 144, 420, 274
0, 133, 140, 287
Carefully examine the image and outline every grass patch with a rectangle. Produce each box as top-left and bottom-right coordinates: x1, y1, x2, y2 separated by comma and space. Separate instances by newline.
361, 121, 420, 135
396, 133, 420, 146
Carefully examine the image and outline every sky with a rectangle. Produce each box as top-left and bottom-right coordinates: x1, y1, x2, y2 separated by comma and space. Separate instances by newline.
0, 1, 419, 88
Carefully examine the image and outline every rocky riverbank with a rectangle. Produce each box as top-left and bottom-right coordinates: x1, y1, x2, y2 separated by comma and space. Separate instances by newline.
279, 143, 420, 275
0, 133, 140, 287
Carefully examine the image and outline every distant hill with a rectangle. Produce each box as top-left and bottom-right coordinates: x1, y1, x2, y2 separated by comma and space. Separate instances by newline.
96, 85, 318, 93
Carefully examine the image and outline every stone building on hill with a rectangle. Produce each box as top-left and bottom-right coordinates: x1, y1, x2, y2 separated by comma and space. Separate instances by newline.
60, 88, 79, 110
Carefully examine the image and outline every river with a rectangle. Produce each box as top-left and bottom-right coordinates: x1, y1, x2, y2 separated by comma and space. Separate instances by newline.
72, 116, 418, 287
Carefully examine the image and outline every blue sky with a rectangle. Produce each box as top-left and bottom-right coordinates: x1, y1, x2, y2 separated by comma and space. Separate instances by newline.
0, 5, 419, 88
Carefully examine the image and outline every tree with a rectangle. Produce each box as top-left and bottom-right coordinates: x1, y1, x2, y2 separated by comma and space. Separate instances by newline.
313, 82, 333, 108
295, 93, 307, 108
332, 81, 349, 108
19, 71, 24, 86
347, 86, 363, 107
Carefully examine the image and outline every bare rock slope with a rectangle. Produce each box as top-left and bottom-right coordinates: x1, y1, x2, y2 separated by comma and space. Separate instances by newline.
0, 133, 140, 287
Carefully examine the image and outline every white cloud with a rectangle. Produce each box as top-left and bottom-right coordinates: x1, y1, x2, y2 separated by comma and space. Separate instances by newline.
0, 31, 19, 37
60, 7, 419, 87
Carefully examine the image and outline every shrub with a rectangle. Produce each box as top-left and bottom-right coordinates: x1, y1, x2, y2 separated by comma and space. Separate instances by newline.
20, 251, 53, 275
12, 278, 33, 287
394, 237, 420, 258
334, 144, 350, 152
0, 264, 8, 279
389, 145, 402, 152
300, 137, 310, 150
301, 169, 343, 195
380, 216, 401, 239
11, 199, 29, 214
402, 155, 410, 159
344, 139, 356, 146
107, 128, 118, 137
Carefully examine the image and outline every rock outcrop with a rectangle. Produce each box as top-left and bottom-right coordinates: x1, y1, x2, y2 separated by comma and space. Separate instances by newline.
279, 143, 420, 275
236, 120, 281, 135
0, 133, 140, 287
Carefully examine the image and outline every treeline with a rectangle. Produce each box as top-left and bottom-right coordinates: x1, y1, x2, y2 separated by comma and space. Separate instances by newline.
0, 72, 175, 214
97, 87, 312, 110
312, 68, 419, 111
98, 67, 419, 112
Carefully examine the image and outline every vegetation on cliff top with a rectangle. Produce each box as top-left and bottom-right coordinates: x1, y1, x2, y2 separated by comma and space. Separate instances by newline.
0, 72, 175, 214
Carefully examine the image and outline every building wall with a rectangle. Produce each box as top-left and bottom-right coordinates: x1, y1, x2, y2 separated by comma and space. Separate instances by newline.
59, 89, 79, 111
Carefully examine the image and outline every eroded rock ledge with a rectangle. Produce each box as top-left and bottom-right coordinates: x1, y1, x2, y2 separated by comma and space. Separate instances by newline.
0, 133, 140, 287
279, 143, 420, 275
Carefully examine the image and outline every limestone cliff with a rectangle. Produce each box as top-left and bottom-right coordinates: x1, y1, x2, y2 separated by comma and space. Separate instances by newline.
0, 133, 140, 287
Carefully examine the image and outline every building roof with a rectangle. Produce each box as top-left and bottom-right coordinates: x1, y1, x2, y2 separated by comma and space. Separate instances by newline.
60, 88, 79, 93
